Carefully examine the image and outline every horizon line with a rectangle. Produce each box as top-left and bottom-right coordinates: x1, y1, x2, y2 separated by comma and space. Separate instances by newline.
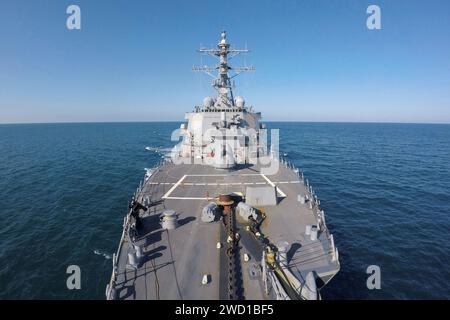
1, 120, 450, 125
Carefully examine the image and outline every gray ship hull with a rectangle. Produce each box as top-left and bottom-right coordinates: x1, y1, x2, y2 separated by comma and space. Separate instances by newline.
107, 160, 340, 300
106, 31, 339, 300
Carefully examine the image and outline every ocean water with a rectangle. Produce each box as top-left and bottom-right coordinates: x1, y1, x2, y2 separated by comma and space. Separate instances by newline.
0, 122, 449, 299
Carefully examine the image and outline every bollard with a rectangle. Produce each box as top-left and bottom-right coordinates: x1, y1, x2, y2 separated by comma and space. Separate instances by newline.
128, 247, 139, 269
162, 210, 178, 230
276, 241, 289, 266
134, 243, 144, 259
305, 224, 312, 235
298, 194, 306, 204
310, 226, 318, 241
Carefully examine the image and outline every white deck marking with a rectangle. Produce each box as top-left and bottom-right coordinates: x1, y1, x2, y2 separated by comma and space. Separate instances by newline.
185, 174, 261, 177
260, 174, 287, 197
149, 180, 297, 186
149, 182, 175, 185
162, 175, 187, 199
164, 196, 209, 200
158, 173, 290, 199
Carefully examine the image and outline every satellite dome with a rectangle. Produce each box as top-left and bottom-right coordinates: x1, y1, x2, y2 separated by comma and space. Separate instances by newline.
203, 96, 214, 108
235, 96, 245, 108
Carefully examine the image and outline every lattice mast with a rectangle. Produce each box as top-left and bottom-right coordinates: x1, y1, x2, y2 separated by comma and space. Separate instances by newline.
193, 31, 255, 108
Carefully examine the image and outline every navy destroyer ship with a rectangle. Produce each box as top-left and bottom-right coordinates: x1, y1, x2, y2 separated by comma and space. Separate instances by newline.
106, 31, 340, 300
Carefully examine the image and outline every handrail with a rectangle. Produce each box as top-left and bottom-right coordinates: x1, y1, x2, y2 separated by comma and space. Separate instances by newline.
283, 154, 338, 266
105, 162, 162, 300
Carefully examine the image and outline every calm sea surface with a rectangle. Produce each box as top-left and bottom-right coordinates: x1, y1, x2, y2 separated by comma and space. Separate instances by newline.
0, 122, 449, 299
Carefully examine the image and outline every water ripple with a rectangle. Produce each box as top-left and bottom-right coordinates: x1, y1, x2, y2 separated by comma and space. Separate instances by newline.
0, 122, 449, 299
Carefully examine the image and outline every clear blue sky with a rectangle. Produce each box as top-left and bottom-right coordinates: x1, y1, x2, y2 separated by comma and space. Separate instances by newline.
0, 0, 449, 123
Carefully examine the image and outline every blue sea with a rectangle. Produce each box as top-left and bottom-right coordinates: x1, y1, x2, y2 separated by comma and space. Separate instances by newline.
0, 122, 449, 299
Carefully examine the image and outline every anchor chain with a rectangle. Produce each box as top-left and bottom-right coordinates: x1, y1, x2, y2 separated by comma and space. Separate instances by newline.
224, 207, 239, 299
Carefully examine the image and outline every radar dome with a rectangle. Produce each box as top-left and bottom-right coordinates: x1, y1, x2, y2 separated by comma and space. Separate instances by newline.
235, 96, 245, 108
203, 97, 214, 108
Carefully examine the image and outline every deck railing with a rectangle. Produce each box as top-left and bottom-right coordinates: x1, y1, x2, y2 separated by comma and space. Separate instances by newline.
105, 162, 164, 300
280, 154, 339, 265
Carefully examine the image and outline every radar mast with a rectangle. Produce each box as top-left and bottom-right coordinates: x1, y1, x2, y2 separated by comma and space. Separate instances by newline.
193, 31, 255, 109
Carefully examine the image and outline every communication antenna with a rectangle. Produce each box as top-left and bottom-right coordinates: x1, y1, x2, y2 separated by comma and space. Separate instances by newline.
193, 31, 255, 108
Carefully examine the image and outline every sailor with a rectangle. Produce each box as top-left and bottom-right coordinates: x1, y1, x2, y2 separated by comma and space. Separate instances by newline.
129, 200, 147, 231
